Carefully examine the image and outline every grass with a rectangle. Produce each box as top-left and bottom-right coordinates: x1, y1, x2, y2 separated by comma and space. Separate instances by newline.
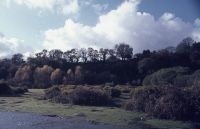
0, 89, 199, 129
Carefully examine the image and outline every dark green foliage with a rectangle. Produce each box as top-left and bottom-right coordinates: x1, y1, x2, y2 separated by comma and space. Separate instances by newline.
103, 86, 121, 98
0, 82, 13, 96
0, 82, 27, 96
142, 67, 191, 86
152, 88, 190, 120
125, 86, 200, 121
188, 69, 200, 86
138, 58, 158, 74
12, 87, 28, 94
127, 86, 162, 112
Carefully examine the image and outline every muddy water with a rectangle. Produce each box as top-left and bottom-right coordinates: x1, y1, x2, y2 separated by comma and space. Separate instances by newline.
0, 112, 135, 129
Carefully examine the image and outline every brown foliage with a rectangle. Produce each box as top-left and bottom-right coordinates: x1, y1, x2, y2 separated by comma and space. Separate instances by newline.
14, 65, 33, 86
34, 65, 54, 88
68, 87, 111, 106
50, 68, 62, 85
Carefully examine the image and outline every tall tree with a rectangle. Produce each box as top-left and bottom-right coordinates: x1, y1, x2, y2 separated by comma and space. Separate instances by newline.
99, 48, 109, 62
11, 53, 24, 65
115, 43, 133, 61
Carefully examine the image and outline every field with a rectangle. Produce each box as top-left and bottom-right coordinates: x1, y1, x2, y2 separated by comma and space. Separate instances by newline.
0, 89, 199, 129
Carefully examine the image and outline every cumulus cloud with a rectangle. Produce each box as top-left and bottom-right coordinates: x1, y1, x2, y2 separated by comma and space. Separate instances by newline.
43, 0, 199, 53
193, 19, 200, 41
9, 0, 79, 15
0, 33, 31, 58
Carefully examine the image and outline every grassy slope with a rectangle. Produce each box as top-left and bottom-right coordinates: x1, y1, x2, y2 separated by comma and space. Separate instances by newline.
0, 89, 198, 129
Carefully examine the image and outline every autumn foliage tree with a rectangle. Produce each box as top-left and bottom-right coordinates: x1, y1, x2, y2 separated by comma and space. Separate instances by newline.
14, 65, 33, 86
34, 65, 54, 88
50, 68, 63, 85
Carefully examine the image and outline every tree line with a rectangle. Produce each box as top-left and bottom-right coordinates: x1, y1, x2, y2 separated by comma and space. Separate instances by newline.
0, 37, 200, 88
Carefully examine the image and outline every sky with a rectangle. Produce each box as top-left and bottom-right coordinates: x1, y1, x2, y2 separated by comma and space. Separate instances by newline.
0, 0, 200, 58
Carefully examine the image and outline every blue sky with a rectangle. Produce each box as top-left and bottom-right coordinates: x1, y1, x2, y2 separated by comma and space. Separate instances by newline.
0, 0, 199, 57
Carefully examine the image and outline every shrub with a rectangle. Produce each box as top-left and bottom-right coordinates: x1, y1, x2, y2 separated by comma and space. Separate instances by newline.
12, 87, 28, 94
125, 85, 200, 121
188, 69, 200, 86
189, 85, 200, 120
103, 86, 121, 98
142, 67, 191, 86
115, 85, 132, 93
110, 88, 121, 97
45, 85, 112, 106
68, 87, 111, 106
0, 82, 28, 96
44, 86, 69, 103
152, 88, 190, 120
0, 82, 13, 96
126, 86, 162, 112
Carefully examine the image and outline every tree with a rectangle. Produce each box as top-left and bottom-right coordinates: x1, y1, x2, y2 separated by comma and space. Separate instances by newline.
190, 42, 200, 66
138, 58, 158, 75
80, 48, 88, 62
73, 49, 81, 63
87, 48, 99, 62
34, 65, 54, 88
115, 43, 133, 60
176, 37, 194, 54
50, 68, 63, 85
11, 53, 24, 65
74, 66, 84, 84
49, 49, 63, 60
107, 49, 117, 62
99, 48, 109, 62
14, 65, 33, 86
63, 69, 75, 84
64, 49, 80, 63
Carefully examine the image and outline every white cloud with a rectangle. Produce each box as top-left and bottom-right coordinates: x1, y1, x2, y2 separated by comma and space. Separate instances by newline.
43, 0, 200, 53
14, 0, 56, 10
0, 33, 31, 58
193, 19, 200, 41
9, 0, 80, 15
62, 0, 79, 15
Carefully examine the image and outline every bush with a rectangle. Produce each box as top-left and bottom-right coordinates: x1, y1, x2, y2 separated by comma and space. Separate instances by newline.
189, 85, 200, 120
125, 85, 200, 121
45, 85, 112, 106
115, 85, 132, 93
12, 87, 28, 94
0, 82, 13, 96
188, 70, 200, 86
68, 87, 111, 106
126, 86, 162, 112
0, 82, 28, 96
103, 86, 121, 98
44, 86, 69, 103
152, 88, 190, 120
142, 67, 191, 86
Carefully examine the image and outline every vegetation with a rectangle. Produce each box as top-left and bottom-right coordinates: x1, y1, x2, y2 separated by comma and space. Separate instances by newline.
125, 84, 200, 121
0, 37, 196, 87
0, 89, 199, 129
44, 85, 122, 106
0, 37, 200, 124
0, 82, 27, 96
